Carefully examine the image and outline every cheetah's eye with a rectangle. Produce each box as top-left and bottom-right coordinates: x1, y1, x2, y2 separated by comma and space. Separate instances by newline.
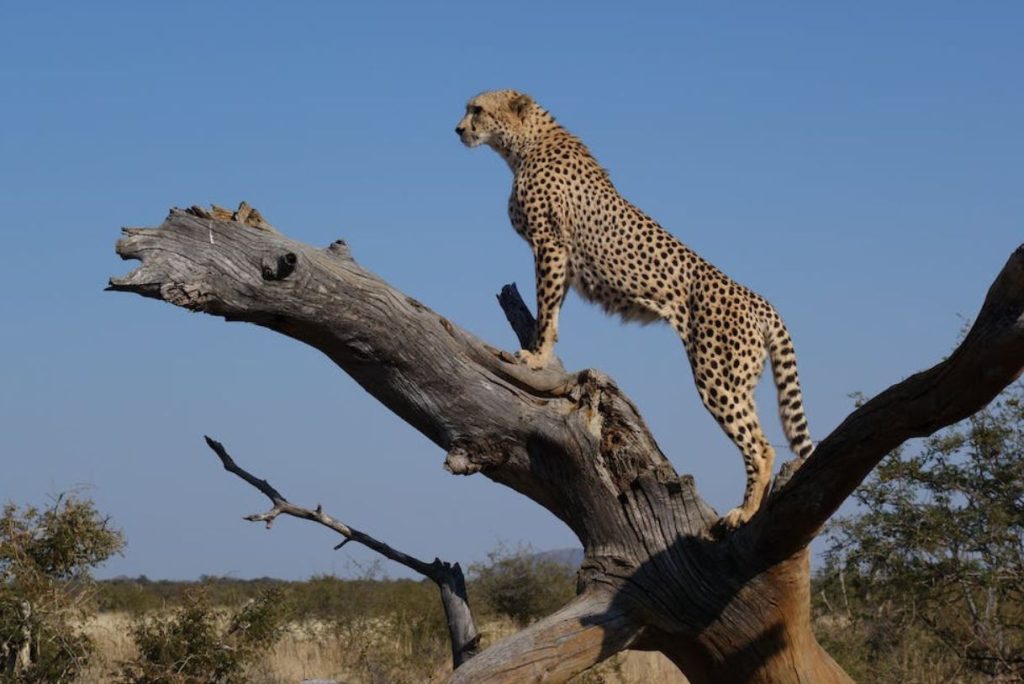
470, 106, 483, 115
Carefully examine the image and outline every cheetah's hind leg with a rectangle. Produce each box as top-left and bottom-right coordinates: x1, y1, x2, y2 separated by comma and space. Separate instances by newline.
694, 384, 776, 530
718, 424, 775, 530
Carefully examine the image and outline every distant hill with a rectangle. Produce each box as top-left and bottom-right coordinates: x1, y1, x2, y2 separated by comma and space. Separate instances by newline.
534, 547, 584, 570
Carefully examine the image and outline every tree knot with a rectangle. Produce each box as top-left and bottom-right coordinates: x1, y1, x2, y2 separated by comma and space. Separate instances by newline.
443, 442, 509, 475
261, 252, 298, 281
325, 239, 352, 260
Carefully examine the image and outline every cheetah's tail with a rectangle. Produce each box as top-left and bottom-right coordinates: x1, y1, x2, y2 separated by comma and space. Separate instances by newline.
766, 318, 814, 460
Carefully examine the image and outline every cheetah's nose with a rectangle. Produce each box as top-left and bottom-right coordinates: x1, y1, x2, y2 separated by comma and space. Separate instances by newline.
455, 126, 465, 136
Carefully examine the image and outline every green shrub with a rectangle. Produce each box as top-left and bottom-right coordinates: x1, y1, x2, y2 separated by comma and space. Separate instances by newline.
469, 543, 576, 627
119, 587, 288, 684
292, 572, 451, 684
0, 494, 123, 683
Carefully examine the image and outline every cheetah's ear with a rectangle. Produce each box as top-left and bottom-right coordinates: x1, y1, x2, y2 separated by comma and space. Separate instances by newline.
509, 93, 533, 121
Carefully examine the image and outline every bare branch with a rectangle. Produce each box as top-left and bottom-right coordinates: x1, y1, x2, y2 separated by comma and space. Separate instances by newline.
203, 435, 480, 666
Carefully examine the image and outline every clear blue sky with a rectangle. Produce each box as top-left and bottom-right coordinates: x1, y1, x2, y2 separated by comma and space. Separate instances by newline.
1, 2, 1020, 580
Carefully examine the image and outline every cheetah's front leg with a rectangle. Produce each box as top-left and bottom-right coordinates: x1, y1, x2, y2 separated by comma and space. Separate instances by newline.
517, 238, 570, 370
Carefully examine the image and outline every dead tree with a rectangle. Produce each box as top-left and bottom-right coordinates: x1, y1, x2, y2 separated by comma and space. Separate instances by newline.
109, 204, 1024, 683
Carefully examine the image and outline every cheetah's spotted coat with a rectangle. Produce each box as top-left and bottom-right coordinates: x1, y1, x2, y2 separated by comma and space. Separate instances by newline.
456, 90, 814, 528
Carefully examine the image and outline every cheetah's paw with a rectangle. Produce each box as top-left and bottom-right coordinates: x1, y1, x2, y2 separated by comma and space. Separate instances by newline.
718, 506, 752, 531
514, 348, 550, 370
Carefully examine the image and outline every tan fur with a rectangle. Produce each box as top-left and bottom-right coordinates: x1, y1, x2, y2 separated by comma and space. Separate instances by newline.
456, 90, 814, 527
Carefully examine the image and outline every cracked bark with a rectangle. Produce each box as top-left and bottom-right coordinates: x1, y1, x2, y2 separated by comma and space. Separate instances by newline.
109, 204, 1024, 683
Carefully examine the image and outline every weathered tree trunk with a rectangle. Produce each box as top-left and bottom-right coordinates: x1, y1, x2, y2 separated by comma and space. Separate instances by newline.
109, 205, 1024, 682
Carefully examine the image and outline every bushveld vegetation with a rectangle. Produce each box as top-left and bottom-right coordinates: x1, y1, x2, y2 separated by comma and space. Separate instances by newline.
814, 383, 1024, 683
2, 385, 1021, 683
0, 494, 123, 682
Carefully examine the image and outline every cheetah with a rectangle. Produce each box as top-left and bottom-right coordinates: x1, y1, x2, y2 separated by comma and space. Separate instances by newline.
455, 90, 814, 529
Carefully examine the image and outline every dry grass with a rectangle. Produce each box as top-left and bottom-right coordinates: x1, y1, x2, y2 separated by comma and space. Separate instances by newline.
77, 611, 687, 684
77, 612, 136, 683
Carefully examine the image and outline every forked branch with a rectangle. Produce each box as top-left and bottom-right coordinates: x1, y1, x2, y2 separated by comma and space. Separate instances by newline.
741, 245, 1024, 562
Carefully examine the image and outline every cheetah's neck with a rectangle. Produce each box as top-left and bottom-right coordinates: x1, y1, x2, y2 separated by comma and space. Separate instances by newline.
494, 108, 570, 173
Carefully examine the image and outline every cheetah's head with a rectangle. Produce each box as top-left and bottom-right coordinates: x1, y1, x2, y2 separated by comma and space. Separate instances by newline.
455, 90, 535, 151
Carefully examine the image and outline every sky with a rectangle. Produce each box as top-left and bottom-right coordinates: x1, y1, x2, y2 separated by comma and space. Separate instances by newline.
0, 2, 1020, 580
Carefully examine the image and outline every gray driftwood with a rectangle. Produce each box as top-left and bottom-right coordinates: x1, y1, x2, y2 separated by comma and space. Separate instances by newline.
109, 204, 1024, 683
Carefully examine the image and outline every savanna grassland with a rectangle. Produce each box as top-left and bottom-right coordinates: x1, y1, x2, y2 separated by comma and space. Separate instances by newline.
79, 572, 685, 684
